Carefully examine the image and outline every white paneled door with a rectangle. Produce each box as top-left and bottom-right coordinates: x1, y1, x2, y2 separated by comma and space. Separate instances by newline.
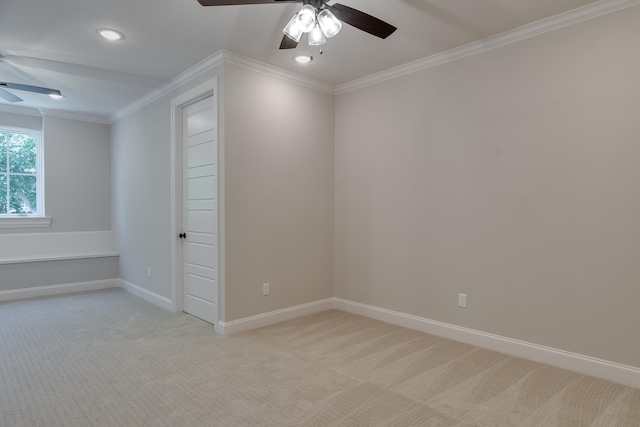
182, 95, 218, 324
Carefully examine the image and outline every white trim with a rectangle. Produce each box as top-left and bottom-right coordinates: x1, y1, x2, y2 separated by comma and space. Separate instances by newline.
2, 0, 635, 124
0, 104, 42, 117
39, 108, 111, 125
112, 49, 333, 123
119, 279, 174, 311
0, 279, 118, 303
0, 251, 118, 265
0, 230, 114, 261
4, 277, 636, 388
0, 105, 42, 118
0, 216, 51, 229
218, 298, 335, 335
170, 78, 219, 316
333, 298, 640, 389
113, 52, 225, 123
335, 0, 640, 94
222, 50, 334, 95
0, 125, 45, 218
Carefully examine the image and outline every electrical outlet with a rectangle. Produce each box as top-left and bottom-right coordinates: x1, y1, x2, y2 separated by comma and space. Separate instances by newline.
458, 293, 467, 308
263, 283, 270, 296
147, 267, 152, 277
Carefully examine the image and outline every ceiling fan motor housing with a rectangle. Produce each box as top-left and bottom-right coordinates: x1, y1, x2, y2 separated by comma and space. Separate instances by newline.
303, 0, 327, 9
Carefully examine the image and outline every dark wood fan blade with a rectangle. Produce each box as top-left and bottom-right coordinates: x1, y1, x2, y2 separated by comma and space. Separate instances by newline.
1, 82, 61, 96
326, 3, 396, 39
0, 87, 23, 103
279, 35, 299, 49
198, 0, 298, 6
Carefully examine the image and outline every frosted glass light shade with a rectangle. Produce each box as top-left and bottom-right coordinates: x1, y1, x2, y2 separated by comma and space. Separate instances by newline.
308, 21, 326, 46
293, 54, 313, 64
317, 9, 342, 38
296, 5, 316, 32
97, 28, 124, 41
283, 14, 304, 42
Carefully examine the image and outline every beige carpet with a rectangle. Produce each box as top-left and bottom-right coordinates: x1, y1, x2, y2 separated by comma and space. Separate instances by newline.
1, 289, 639, 426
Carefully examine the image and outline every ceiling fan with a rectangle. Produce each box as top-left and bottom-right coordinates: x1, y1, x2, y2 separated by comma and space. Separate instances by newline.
0, 82, 63, 103
197, 0, 397, 50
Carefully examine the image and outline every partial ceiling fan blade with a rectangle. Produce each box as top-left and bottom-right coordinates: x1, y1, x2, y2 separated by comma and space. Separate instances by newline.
279, 35, 299, 49
198, 0, 298, 6
0, 82, 62, 97
326, 3, 397, 39
0, 88, 23, 103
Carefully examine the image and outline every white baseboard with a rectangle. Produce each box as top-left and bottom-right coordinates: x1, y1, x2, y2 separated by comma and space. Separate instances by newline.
5, 276, 637, 389
0, 279, 119, 302
118, 279, 174, 311
334, 298, 640, 389
218, 298, 335, 335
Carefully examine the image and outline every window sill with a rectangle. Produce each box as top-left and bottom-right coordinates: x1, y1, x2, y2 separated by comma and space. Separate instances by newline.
0, 216, 52, 229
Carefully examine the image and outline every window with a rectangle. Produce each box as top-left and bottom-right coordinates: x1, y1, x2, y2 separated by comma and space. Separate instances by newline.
0, 126, 44, 218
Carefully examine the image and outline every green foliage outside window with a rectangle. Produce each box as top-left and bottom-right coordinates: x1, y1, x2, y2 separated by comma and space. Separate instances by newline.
0, 130, 38, 215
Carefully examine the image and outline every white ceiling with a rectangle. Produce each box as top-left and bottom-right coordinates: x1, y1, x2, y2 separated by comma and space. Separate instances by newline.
0, 0, 603, 121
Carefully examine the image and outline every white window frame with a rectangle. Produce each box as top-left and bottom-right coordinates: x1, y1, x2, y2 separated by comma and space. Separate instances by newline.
0, 125, 51, 228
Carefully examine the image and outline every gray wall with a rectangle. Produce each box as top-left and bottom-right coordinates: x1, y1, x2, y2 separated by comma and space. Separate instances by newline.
0, 110, 42, 130
0, 112, 111, 234
43, 116, 111, 232
111, 93, 180, 299
112, 64, 227, 300
0, 257, 119, 291
334, 7, 640, 368
111, 61, 335, 322
0, 111, 115, 290
223, 64, 334, 321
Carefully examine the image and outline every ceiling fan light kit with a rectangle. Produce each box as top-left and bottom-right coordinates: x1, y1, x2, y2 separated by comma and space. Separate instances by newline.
297, 4, 317, 32
283, 13, 305, 43
317, 9, 342, 38
197, 0, 396, 53
283, 3, 339, 47
308, 21, 327, 46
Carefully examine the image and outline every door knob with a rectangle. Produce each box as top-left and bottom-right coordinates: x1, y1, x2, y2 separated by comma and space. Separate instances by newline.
179, 233, 186, 239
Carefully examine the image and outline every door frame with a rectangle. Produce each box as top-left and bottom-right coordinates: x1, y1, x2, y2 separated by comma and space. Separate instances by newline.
170, 78, 223, 332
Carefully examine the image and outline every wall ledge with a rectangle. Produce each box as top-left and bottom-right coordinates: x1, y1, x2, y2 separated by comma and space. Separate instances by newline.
0, 230, 115, 263
0, 216, 52, 229
0, 251, 118, 265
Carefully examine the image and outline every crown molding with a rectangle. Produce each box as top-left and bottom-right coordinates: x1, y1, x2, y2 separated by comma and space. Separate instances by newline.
0, 104, 42, 117
335, 0, 640, 95
111, 49, 333, 123
105, 0, 640, 116
222, 50, 334, 95
39, 108, 111, 125
110, 51, 225, 123
0, 102, 111, 124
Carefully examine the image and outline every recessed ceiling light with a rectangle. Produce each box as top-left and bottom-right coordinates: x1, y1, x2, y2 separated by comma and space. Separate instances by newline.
97, 28, 124, 41
293, 55, 313, 64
